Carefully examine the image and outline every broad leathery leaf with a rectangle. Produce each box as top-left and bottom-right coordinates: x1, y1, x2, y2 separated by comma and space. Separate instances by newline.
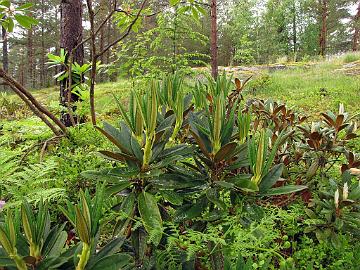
112, 194, 136, 236
157, 144, 193, 160
4, 17, 14, 32
96, 123, 132, 155
220, 103, 236, 145
214, 181, 234, 189
190, 130, 211, 158
90, 254, 133, 270
226, 174, 257, 192
259, 164, 284, 192
131, 228, 147, 264
174, 197, 207, 222
233, 179, 259, 193
306, 159, 319, 180
106, 181, 132, 196
349, 186, 360, 200
99, 150, 138, 163
14, 14, 38, 28
304, 209, 317, 219
80, 191, 91, 234
156, 114, 175, 133
16, 3, 33, 10
42, 224, 67, 257
7, 214, 16, 247
261, 185, 307, 196
21, 201, 34, 243
214, 142, 238, 163
118, 193, 136, 218
161, 190, 183, 206
81, 169, 136, 183
75, 207, 90, 244
0, 1, 10, 8
203, 209, 227, 222
86, 237, 126, 269
0, 227, 13, 254
119, 122, 141, 158
206, 188, 227, 210
138, 192, 163, 246
130, 136, 143, 162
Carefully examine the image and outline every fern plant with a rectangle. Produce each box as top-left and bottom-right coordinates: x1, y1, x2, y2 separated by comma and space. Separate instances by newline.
1, 158, 66, 207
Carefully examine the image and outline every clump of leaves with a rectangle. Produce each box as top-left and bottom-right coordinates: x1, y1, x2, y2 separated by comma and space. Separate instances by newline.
304, 171, 360, 248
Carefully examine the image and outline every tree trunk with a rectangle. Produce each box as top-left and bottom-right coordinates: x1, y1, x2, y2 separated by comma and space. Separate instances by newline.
19, 51, 25, 86
292, 1, 297, 58
60, 0, 84, 127
319, 0, 327, 57
40, 0, 46, 87
2, 24, 8, 91
27, 27, 35, 88
210, 0, 218, 79
99, 0, 107, 82
352, 1, 360, 51
2, 26, 8, 73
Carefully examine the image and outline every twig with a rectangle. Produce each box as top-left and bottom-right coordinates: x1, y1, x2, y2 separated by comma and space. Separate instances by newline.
85, 0, 148, 125
3, 82, 62, 136
40, 135, 64, 162
0, 68, 68, 135
97, 0, 148, 58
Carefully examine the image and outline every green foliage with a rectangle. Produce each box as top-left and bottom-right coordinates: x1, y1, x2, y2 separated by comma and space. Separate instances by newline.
1, 158, 66, 207
343, 53, 360, 64
292, 235, 360, 269
304, 172, 360, 248
0, 194, 133, 270
47, 49, 93, 100
158, 205, 304, 269
0, 200, 69, 269
1, 67, 360, 269
115, 3, 208, 78
0, 1, 38, 32
0, 93, 30, 119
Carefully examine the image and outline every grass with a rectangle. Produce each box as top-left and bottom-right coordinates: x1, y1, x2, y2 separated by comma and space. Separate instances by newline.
246, 58, 360, 117
343, 52, 360, 63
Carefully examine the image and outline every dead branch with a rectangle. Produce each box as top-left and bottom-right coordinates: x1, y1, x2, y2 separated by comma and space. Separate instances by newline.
0, 68, 68, 135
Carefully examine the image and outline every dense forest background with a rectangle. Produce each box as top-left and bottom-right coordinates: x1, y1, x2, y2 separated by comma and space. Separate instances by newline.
1, 0, 359, 89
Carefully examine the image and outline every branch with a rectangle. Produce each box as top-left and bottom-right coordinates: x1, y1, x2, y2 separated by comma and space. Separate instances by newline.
0, 68, 68, 135
3, 82, 62, 136
97, 0, 148, 58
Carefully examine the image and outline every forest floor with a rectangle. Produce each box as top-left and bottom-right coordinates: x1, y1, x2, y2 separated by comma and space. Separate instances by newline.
37, 54, 360, 116
1, 53, 360, 136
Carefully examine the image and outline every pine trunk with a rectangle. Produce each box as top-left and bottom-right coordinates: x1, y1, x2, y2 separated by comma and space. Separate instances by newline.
27, 28, 35, 88
319, 0, 327, 57
210, 0, 218, 79
352, 1, 360, 51
2, 25, 8, 91
2, 26, 8, 73
40, 0, 46, 87
60, 0, 84, 126
292, 1, 297, 57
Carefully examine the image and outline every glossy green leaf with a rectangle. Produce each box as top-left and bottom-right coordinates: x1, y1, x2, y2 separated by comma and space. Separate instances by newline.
138, 192, 163, 246
214, 142, 238, 163
90, 254, 133, 270
259, 164, 284, 192
106, 181, 132, 196
261, 185, 307, 196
